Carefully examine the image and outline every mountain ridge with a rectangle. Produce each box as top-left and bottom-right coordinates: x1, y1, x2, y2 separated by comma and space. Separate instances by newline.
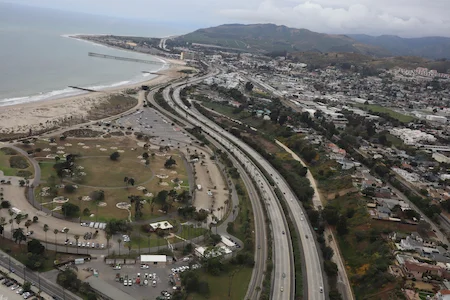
176, 23, 450, 59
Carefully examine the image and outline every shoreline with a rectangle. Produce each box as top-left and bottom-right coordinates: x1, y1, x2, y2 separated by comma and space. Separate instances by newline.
0, 37, 188, 137
0, 33, 183, 108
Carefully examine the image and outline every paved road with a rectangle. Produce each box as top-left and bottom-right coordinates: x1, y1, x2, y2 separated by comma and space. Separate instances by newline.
277, 141, 353, 300
160, 72, 296, 300
0, 250, 81, 300
147, 76, 269, 299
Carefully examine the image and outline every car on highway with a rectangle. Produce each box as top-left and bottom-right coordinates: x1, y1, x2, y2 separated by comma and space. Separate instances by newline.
128, 279, 132, 286
282, 231, 285, 234
60, 227, 68, 233
280, 287, 284, 292
320, 286, 323, 293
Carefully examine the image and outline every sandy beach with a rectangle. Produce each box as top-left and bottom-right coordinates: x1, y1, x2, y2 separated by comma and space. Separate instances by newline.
0, 60, 188, 137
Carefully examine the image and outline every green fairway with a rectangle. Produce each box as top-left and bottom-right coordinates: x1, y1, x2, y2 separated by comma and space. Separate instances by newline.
354, 103, 415, 123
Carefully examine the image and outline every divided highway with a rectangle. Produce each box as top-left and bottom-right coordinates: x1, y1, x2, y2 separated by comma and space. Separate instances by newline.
163, 69, 326, 300
160, 71, 296, 300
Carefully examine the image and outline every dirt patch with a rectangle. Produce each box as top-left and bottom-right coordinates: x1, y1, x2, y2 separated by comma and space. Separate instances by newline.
327, 187, 359, 200
371, 219, 418, 233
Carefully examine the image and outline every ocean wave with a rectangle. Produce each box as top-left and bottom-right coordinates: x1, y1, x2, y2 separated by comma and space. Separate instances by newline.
0, 73, 156, 107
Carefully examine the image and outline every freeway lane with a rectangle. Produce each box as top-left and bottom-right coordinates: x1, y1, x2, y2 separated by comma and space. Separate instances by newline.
163, 77, 294, 300
147, 88, 269, 300
166, 71, 326, 300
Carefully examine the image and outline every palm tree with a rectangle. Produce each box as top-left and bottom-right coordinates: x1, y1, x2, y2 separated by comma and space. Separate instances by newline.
64, 228, 69, 252
43, 224, 49, 253
53, 229, 58, 253
74, 235, 80, 254
117, 239, 122, 256
106, 234, 111, 256
25, 220, 32, 234
0, 217, 6, 239
13, 228, 26, 246
15, 214, 23, 228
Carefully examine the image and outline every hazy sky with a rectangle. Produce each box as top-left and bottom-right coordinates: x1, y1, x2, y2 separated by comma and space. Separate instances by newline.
3, 0, 450, 37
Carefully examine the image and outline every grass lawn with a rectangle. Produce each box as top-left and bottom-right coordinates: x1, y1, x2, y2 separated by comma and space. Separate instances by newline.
0, 149, 34, 178
386, 133, 405, 148
189, 267, 253, 300
179, 226, 208, 240
201, 101, 251, 120
0, 237, 55, 272
354, 103, 415, 123
0, 151, 17, 176
31, 137, 190, 221
77, 156, 152, 187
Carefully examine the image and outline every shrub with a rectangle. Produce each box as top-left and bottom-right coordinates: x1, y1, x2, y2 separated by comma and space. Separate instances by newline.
0, 147, 17, 155
64, 185, 76, 193
110, 152, 120, 161
9, 156, 29, 169
1, 201, 11, 209
16, 170, 32, 178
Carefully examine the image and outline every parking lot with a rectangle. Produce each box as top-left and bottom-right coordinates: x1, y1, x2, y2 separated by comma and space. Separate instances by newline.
84, 257, 199, 300
116, 108, 191, 146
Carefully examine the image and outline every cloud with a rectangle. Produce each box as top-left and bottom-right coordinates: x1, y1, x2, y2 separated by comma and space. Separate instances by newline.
3, 0, 450, 36
218, 0, 450, 37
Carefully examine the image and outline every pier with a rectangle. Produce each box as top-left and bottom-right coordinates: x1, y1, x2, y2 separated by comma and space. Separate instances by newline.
68, 86, 98, 92
88, 52, 164, 65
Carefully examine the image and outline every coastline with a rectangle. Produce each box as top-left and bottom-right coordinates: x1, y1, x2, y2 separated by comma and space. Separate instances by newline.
0, 38, 188, 137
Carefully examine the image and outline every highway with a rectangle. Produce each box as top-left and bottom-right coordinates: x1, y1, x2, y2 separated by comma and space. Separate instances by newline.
146, 82, 269, 299
160, 71, 296, 300
0, 251, 80, 300
164, 69, 326, 300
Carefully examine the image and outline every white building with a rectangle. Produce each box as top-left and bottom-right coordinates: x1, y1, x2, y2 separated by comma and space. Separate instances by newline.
390, 128, 436, 145
140, 255, 167, 266
149, 221, 173, 231
195, 246, 233, 260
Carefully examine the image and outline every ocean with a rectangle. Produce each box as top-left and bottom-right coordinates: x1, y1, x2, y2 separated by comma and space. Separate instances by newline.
0, 3, 182, 107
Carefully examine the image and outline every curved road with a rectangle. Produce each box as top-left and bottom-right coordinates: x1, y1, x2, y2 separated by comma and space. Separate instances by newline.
161, 71, 297, 300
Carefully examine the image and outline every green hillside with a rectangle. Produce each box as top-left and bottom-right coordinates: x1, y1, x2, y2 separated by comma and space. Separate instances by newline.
176, 23, 389, 56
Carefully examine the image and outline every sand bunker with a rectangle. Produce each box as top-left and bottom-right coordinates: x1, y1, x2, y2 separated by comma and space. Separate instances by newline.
77, 142, 85, 146
157, 174, 169, 179
160, 182, 169, 186
99, 148, 107, 151
97, 202, 107, 207
118, 150, 125, 153
145, 193, 153, 197
116, 202, 131, 210
82, 196, 91, 201
136, 186, 145, 191
53, 196, 69, 203
82, 146, 90, 149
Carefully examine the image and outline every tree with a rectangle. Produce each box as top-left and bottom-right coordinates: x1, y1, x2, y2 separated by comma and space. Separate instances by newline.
1, 200, 11, 209
64, 184, 76, 193
323, 206, 339, 226
117, 239, 122, 256
64, 227, 69, 252
62, 203, 80, 218
142, 152, 149, 159
74, 235, 80, 254
244, 81, 254, 92
25, 219, 32, 233
324, 260, 338, 277
43, 224, 49, 252
155, 190, 168, 208
90, 190, 105, 201
336, 215, 348, 236
22, 281, 31, 292
128, 178, 135, 186
27, 239, 45, 255
25, 253, 44, 270
110, 152, 120, 161
13, 228, 26, 245
32, 216, 38, 223
164, 157, 177, 168
53, 229, 58, 252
